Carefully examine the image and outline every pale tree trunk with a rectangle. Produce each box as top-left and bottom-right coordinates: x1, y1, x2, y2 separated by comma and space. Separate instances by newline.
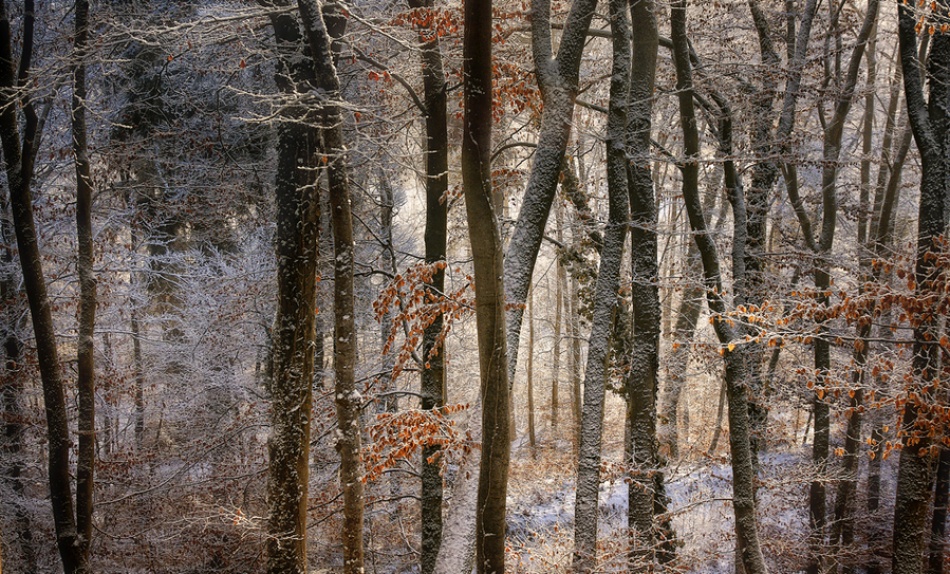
0, 2, 88, 572
892, 2, 950, 572
670, 2, 767, 572
407, 0, 449, 569
377, 169, 396, 414
461, 0, 510, 571
296, 3, 364, 572
264, 8, 321, 573
552, 252, 562, 434
572, 4, 629, 570
505, 0, 598, 381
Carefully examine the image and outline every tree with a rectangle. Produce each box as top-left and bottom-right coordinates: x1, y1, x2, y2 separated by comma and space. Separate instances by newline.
461, 0, 510, 570
891, 2, 950, 572
0, 2, 91, 572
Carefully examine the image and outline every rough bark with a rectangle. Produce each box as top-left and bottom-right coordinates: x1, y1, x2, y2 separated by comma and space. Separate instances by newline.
625, 0, 668, 567
527, 290, 536, 454
461, 0, 510, 571
0, 3, 88, 572
892, 2, 950, 572
407, 0, 449, 568
930, 445, 950, 574
505, 0, 598, 382
572, 2, 630, 568
670, 2, 767, 572
264, 9, 321, 573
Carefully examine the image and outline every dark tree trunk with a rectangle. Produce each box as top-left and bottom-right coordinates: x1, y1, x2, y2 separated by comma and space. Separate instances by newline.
407, 0, 449, 569
929, 445, 950, 574
572, 1, 630, 568
461, 0, 510, 571
264, 7, 321, 573
295, 3, 365, 572
0, 3, 88, 572
72, 0, 96, 558
892, 2, 950, 572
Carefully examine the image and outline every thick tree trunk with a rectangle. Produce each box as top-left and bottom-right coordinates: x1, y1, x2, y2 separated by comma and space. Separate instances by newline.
625, 0, 669, 566
892, 3, 950, 572
265, 10, 321, 574
461, 1, 510, 571
572, 2, 630, 568
407, 0, 449, 568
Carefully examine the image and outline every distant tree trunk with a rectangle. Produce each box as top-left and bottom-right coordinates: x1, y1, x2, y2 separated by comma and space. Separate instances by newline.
670, 2, 767, 572
407, 0, 449, 568
0, 2, 88, 572
461, 0, 510, 571
572, 3, 629, 570
264, 8, 321, 573
295, 3, 365, 572
892, 2, 950, 572
377, 169, 396, 414
570, 270, 583, 453
527, 289, 537, 454
72, 0, 97, 557
504, 0, 598, 381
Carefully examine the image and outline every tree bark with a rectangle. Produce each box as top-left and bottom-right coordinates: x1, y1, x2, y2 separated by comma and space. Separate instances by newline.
72, 0, 97, 558
670, 2, 767, 572
407, 0, 449, 569
0, 2, 88, 572
505, 0, 598, 382
264, 8, 321, 573
461, 0, 511, 571
572, 2, 630, 568
527, 290, 536, 454
892, 2, 950, 572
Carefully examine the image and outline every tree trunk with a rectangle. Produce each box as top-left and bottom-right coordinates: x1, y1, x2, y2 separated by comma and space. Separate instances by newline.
527, 289, 536, 454
929, 445, 950, 574
264, 9, 321, 573
670, 2, 767, 572
625, 0, 669, 566
72, 0, 96, 557
295, 4, 365, 572
892, 3, 950, 572
572, 1, 630, 567
0, 3, 88, 572
407, 0, 449, 569
504, 0, 598, 382
461, 0, 510, 571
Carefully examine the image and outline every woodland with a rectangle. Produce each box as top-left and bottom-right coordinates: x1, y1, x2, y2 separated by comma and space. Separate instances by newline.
0, 0, 948, 573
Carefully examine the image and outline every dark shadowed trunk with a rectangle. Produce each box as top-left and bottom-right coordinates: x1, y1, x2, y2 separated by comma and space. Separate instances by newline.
264, 8, 321, 573
407, 0, 449, 569
892, 2, 950, 572
462, 0, 510, 571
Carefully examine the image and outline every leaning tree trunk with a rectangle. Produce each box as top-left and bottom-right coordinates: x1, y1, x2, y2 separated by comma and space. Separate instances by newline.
504, 0, 598, 381
891, 2, 950, 573
0, 3, 88, 573
572, 1, 630, 568
407, 0, 450, 569
461, 0, 510, 571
